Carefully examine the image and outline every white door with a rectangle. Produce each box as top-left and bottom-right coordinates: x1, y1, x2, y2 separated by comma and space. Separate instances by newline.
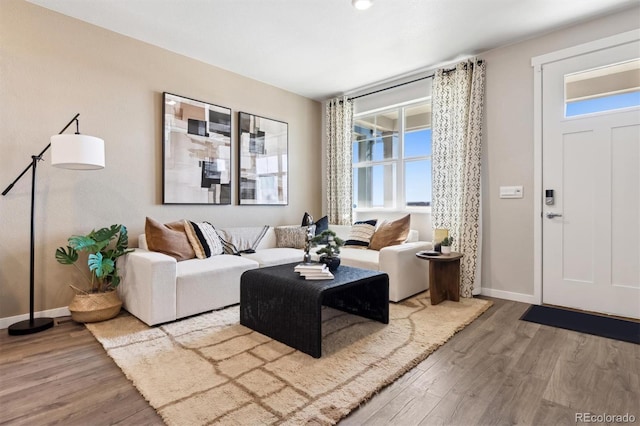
542, 40, 640, 319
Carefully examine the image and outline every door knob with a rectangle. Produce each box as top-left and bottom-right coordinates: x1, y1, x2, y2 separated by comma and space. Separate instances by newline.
546, 212, 563, 219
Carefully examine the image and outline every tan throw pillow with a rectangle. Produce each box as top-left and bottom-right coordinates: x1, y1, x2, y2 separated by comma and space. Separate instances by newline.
274, 226, 308, 249
369, 214, 411, 251
145, 217, 195, 261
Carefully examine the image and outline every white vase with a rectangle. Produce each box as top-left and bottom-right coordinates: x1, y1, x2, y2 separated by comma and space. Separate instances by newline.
441, 246, 451, 255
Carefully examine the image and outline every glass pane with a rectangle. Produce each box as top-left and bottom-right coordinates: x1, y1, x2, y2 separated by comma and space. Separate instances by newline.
404, 128, 432, 158
405, 159, 431, 207
353, 118, 381, 141
405, 103, 431, 131
353, 135, 398, 162
565, 59, 640, 117
566, 91, 640, 117
353, 164, 396, 208
353, 111, 398, 162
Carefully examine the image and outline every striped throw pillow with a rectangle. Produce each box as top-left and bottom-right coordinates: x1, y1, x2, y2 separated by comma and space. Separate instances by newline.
184, 221, 224, 259
344, 219, 378, 248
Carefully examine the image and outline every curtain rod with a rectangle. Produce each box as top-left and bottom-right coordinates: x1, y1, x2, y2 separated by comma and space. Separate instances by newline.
347, 59, 483, 102
348, 74, 434, 101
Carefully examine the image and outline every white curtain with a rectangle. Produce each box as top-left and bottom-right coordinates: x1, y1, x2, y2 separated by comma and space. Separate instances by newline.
326, 97, 353, 225
431, 60, 486, 297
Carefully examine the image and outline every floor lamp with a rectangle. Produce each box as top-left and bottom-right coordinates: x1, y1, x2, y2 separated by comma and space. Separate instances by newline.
3, 113, 105, 336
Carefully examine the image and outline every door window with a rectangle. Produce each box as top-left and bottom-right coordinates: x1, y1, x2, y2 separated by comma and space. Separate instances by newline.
565, 59, 640, 117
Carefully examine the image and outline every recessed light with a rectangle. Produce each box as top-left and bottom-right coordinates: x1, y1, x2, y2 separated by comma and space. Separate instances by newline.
166, 100, 176, 106
352, 0, 373, 10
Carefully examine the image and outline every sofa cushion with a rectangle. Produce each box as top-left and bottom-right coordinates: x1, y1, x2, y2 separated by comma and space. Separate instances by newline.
175, 254, 259, 319
241, 248, 304, 267
369, 214, 411, 250
274, 226, 308, 249
184, 221, 224, 259
344, 219, 377, 248
144, 217, 195, 261
339, 247, 380, 270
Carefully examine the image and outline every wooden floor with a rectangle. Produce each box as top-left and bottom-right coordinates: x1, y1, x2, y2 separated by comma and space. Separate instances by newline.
1, 297, 638, 426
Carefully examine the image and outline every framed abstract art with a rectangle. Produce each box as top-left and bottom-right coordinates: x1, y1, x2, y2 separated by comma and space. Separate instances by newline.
162, 92, 232, 204
238, 112, 288, 205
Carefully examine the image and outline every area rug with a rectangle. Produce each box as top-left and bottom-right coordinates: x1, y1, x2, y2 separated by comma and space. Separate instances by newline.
87, 293, 492, 425
521, 304, 640, 344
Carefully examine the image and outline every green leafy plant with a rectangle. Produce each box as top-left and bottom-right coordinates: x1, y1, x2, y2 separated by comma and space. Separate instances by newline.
311, 230, 345, 258
55, 224, 133, 293
441, 236, 454, 247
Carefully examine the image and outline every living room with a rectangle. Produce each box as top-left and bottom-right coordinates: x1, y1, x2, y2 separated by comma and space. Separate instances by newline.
1, 0, 639, 424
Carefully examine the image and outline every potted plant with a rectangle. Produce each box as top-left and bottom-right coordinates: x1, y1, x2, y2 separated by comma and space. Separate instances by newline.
311, 229, 344, 271
440, 236, 454, 255
55, 224, 133, 322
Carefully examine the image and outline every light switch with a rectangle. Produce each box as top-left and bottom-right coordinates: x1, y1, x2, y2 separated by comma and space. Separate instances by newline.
500, 185, 523, 199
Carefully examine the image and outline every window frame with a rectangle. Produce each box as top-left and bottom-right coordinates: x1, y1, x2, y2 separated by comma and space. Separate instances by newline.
352, 97, 432, 213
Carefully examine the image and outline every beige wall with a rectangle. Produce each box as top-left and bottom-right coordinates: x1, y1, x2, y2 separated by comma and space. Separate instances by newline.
0, 0, 321, 319
479, 7, 640, 298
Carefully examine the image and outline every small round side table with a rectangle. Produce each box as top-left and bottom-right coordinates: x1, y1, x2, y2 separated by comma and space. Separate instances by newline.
416, 251, 463, 305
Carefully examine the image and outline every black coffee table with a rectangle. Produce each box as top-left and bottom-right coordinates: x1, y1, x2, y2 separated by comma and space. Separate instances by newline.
240, 262, 389, 358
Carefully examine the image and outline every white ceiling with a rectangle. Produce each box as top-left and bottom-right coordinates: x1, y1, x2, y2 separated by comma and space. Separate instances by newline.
27, 0, 640, 100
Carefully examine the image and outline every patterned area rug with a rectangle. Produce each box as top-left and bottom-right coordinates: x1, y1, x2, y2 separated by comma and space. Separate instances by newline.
87, 292, 492, 425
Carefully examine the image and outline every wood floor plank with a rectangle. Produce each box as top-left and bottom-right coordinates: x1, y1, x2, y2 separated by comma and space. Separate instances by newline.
476, 374, 549, 425
1, 297, 638, 426
543, 331, 640, 415
363, 384, 441, 426
339, 367, 423, 425
531, 398, 582, 425
0, 322, 164, 426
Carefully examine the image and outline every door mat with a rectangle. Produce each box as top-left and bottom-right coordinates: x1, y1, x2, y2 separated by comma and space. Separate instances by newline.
520, 305, 639, 344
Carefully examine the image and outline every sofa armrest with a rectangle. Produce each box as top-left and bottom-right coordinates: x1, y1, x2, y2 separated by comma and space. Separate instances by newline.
117, 248, 178, 326
378, 241, 433, 302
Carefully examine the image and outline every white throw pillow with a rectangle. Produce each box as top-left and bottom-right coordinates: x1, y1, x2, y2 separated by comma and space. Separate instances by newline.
184, 221, 224, 259
344, 219, 378, 248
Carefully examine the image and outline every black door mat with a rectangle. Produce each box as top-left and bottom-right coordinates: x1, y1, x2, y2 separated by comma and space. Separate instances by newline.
520, 305, 639, 344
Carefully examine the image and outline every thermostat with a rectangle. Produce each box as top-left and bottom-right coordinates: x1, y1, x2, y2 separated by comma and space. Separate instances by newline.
499, 186, 523, 199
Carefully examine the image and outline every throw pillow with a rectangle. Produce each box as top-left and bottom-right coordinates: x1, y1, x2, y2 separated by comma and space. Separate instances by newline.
314, 215, 329, 236
301, 212, 329, 236
369, 214, 411, 250
184, 221, 224, 259
274, 226, 308, 249
144, 217, 195, 261
344, 219, 378, 248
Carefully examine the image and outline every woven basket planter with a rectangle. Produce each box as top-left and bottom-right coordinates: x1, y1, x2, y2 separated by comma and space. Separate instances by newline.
68, 288, 122, 323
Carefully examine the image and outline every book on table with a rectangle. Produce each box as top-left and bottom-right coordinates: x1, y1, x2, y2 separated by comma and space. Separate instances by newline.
303, 272, 334, 280
294, 263, 334, 280
294, 263, 326, 272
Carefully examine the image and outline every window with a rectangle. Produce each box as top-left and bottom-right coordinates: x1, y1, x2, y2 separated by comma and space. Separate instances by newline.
565, 59, 640, 117
352, 100, 432, 210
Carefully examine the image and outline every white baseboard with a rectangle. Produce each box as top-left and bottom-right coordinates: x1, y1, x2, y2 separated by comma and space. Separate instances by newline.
480, 288, 537, 305
0, 307, 71, 330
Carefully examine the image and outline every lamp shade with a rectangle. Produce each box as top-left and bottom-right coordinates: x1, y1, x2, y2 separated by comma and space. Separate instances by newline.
50, 134, 105, 170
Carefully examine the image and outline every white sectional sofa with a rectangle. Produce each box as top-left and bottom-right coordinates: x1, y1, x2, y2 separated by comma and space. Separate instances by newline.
118, 225, 432, 326
330, 225, 432, 302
